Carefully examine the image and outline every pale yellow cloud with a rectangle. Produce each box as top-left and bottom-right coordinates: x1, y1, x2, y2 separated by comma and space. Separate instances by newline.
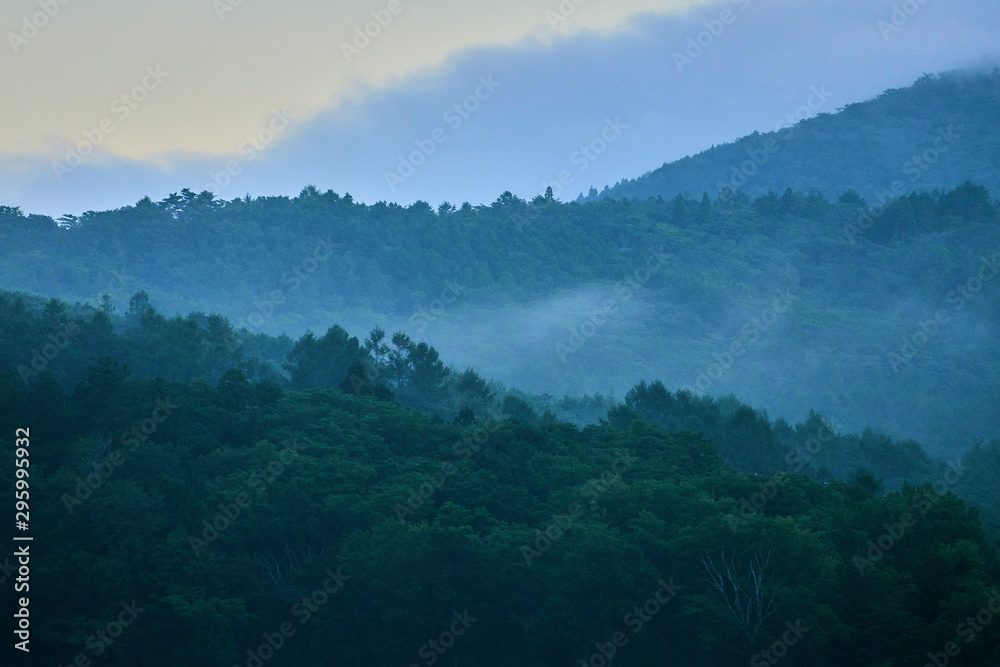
0, 0, 707, 161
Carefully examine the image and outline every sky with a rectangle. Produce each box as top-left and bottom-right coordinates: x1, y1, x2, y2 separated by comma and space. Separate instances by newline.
1, 0, 998, 217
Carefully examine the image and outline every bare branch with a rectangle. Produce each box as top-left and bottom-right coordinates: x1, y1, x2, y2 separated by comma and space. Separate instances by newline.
703, 548, 781, 645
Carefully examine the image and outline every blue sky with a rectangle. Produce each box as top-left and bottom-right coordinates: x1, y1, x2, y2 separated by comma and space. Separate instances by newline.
1, 0, 998, 217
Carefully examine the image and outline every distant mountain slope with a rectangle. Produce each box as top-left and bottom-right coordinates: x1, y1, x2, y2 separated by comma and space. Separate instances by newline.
588, 69, 1000, 203
2, 183, 998, 453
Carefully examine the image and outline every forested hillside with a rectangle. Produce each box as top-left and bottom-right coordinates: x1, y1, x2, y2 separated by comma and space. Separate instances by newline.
2, 292, 999, 666
587, 69, 1000, 203
4, 289, 1000, 539
2, 180, 998, 454
4, 4, 998, 666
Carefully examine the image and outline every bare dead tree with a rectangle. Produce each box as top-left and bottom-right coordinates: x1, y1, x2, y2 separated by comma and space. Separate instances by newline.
702, 547, 781, 645
257, 541, 321, 588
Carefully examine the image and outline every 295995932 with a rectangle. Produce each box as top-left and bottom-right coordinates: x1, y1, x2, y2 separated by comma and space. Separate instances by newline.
14, 427, 32, 654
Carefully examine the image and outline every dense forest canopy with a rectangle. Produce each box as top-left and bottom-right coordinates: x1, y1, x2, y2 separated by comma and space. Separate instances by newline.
3, 286, 999, 535
2, 64, 1000, 667
2, 178, 998, 454
2, 288, 1000, 666
586, 69, 1000, 203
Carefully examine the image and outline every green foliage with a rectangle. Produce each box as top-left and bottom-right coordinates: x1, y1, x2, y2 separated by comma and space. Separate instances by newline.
591, 70, 1000, 202
2, 70, 1000, 663
4, 365, 999, 666
1, 177, 998, 452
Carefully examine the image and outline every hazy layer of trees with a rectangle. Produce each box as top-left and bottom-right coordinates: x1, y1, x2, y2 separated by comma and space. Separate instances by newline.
2, 180, 999, 665
3, 62, 999, 667
4, 289, 1000, 540
2, 178, 998, 453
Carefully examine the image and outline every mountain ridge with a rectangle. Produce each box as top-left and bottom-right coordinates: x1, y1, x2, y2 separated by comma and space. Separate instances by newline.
585, 68, 1000, 203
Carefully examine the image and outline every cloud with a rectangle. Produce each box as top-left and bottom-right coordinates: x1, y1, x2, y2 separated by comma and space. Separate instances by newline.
1, 0, 998, 216
0, 0, 702, 160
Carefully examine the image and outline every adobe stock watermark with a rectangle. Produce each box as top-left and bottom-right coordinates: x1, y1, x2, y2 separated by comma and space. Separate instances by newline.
750, 620, 810, 666
578, 578, 683, 667
394, 407, 508, 523
54, 600, 145, 667
61, 397, 180, 514
782, 416, 844, 475
51, 66, 170, 181
878, 0, 932, 40
233, 236, 335, 332
235, 567, 350, 667
509, 200, 544, 233
343, 355, 389, 397
204, 108, 295, 195
545, 0, 593, 30
541, 117, 627, 202
853, 458, 968, 575
188, 441, 302, 556
408, 610, 477, 667
214, 0, 247, 21
682, 290, 796, 395
716, 85, 834, 193
844, 125, 960, 244
16, 268, 138, 385
728, 416, 844, 533
521, 451, 636, 566
556, 247, 668, 363
16, 304, 97, 385
8, 0, 73, 54
409, 280, 467, 336
341, 0, 411, 62
385, 75, 501, 192
922, 589, 1000, 667
522, 504, 585, 566
581, 451, 638, 505
673, 0, 751, 73
887, 253, 999, 372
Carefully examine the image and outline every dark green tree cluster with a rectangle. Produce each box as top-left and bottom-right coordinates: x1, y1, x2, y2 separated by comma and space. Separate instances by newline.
0, 289, 287, 390
607, 380, 943, 486
4, 291, 998, 545
3, 357, 1000, 666
284, 324, 495, 418
3, 65, 999, 667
